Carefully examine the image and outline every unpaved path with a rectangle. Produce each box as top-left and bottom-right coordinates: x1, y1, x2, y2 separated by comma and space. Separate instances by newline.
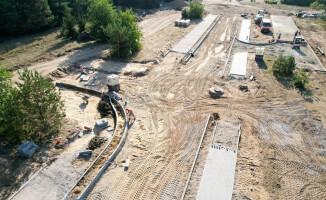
84, 14, 241, 200
139, 10, 181, 38
12, 44, 107, 81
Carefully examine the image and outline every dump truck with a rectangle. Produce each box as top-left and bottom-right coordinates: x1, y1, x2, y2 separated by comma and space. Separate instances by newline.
260, 19, 272, 33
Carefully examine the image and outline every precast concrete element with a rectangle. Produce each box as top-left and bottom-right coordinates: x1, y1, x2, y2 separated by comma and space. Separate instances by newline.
196, 146, 237, 200
238, 19, 251, 42
172, 14, 218, 54
230, 52, 248, 76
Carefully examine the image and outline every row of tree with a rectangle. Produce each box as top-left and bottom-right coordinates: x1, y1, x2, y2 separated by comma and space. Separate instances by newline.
0, 0, 175, 37
113, 0, 174, 9
0, 0, 88, 36
280, 0, 326, 6
0, 67, 64, 144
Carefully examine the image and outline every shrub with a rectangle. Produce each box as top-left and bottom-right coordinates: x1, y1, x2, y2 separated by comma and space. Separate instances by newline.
310, 1, 325, 9
182, 8, 189, 19
272, 55, 296, 75
189, 1, 204, 19
181, 1, 204, 19
293, 70, 310, 88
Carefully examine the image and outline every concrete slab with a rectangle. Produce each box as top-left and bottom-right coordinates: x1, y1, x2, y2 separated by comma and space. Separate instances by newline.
239, 19, 251, 42
171, 14, 218, 54
230, 52, 248, 76
271, 15, 298, 42
196, 146, 237, 200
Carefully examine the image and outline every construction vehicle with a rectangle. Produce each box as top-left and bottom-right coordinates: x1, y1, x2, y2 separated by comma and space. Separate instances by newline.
260, 19, 272, 33
258, 10, 265, 15
255, 14, 263, 24
292, 36, 304, 50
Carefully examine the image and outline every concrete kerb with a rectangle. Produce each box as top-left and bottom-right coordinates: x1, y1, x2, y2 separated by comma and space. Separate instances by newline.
235, 37, 279, 46
78, 98, 128, 200
56, 82, 123, 200
180, 114, 211, 200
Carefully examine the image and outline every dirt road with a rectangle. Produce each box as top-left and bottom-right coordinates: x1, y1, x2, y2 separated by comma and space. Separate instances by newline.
8, 1, 326, 199
85, 13, 242, 200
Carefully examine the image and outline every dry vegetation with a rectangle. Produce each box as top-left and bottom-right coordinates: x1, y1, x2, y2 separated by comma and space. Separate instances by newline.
0, 28, 90, 70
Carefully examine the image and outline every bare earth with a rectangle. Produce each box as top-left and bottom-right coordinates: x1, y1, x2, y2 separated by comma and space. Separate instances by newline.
5, 0, 326, 200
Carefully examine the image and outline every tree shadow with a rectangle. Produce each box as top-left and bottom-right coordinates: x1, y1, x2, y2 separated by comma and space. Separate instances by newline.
298, 87, 314, 103
274, 73, 293, 89
256, 60, 268, 69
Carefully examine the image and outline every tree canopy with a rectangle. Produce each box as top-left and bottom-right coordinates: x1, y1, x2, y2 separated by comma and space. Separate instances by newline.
88, 0, 142, 58
281, 0, 326, 6
0, 67, 64, 144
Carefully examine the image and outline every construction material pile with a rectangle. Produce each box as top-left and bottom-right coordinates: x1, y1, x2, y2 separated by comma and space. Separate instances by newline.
97, 100, 113, 118
87, 136, 108, 150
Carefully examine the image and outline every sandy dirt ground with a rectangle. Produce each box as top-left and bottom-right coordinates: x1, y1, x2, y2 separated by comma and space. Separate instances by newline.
6, 0, 326, 200
139, 10, 181, 38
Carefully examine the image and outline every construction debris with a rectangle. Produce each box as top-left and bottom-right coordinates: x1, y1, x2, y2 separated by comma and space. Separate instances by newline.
239, 85, 249, 92
124, 159, 130, 171
87, 136, 108, 150
95, 118, 109, 130
78, 150, 93, 157
16, 141, 38, 158
97, 100, 113, 118
209, 87, 224, 98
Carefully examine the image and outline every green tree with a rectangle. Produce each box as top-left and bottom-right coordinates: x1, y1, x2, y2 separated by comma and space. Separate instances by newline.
61, 4, 78, 38
88, 0, 117, 41
293, 70, 310, 88
0, 67, 26, 144
103, 9, 142, 58
189, 1, 204, 19
310, 1, 325, 9
16, 69, 64, 138
48, 0, 69, 26
272, 55, 296, 75
0, 0, 54, 36
0, 67, 64, 145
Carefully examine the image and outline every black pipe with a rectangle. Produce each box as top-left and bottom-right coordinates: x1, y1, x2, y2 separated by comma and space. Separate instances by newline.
317, 46, 325, 56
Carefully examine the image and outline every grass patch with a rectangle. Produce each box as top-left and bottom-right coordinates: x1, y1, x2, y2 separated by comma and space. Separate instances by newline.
0, 28, 90, 70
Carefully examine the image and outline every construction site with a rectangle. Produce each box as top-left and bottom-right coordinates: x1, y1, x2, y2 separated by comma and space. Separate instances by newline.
2, 0, 326, 199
